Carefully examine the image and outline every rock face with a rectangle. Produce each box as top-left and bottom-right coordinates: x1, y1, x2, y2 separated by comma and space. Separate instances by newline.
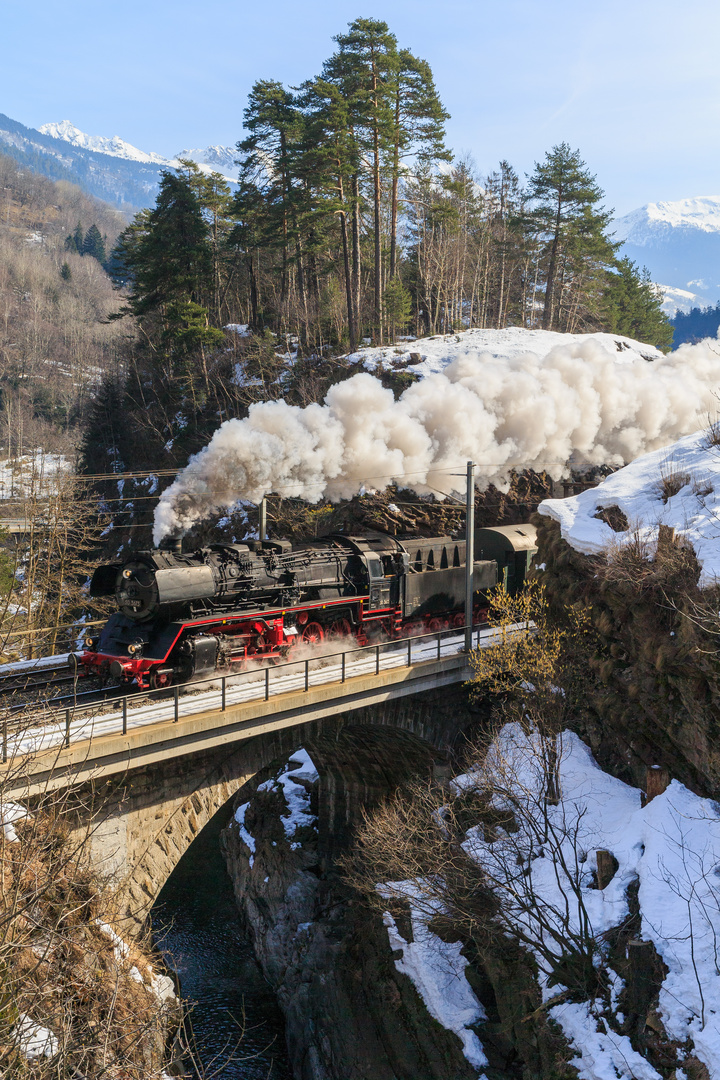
533, 512, 720, 797
221, 739, 477, 1080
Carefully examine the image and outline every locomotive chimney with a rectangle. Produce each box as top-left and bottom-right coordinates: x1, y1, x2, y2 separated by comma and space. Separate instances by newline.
259, 497, 268, 541
159, 536, 183, 554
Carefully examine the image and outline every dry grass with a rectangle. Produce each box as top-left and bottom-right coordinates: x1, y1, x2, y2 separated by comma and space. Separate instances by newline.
703, 416, 720, 449
593, 504, 629, 532
655, 468, 692, 504
0, 793, 178, 1077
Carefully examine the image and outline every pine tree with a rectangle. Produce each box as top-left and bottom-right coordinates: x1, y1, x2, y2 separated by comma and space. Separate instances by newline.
60, 262, 72, 281
383, 276, 412, 340
82, 223, 106, 264
388, 50, 450, 280
299, 76, 360, 350
73, 220, 84, 254
528, 144, 617, 331
602, 258, 674, 350
119, 172, 213, 317
326, 19, 398, 342
236, 80, 305, 319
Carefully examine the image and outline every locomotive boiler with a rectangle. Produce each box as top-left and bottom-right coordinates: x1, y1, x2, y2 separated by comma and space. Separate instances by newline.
77, 524, 537, 689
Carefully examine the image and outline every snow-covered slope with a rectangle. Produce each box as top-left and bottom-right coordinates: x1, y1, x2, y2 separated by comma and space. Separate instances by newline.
0, 112, 236, 209
539, 427, 720, 586
352, 327, 663, 379
657, 283, 706, 316
614, 196, 720, 242
614, 196, 720, 312
176, 144, 237, 174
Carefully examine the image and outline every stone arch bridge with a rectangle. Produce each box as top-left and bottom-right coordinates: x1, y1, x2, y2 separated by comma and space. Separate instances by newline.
2, 648, 482, 926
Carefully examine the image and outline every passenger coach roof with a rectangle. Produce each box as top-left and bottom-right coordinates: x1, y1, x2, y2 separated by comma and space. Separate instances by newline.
476, 524, 538, 552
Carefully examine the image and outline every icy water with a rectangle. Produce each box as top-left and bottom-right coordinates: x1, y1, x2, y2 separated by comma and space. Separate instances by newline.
153, 807, 291, 1080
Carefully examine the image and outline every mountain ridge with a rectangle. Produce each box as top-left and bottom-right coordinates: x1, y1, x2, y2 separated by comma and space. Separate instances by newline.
613, 196, 720, 312
0, 113, 237, 211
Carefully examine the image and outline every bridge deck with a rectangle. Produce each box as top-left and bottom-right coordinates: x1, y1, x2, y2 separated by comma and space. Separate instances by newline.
1, 630, 500, 799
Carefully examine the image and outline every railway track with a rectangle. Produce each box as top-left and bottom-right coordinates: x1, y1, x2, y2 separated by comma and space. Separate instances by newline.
0, 664, 76, 696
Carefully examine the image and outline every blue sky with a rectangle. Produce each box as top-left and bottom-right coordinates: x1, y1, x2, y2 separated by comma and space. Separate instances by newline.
3, 0, 720, 215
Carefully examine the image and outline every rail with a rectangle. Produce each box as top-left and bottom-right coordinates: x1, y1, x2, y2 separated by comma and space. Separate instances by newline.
1, 623, 501, 763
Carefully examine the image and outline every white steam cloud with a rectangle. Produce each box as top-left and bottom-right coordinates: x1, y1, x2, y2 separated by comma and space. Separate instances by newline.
153, 337, 720, 544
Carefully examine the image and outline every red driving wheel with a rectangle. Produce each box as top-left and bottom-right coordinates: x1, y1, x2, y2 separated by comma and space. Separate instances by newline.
328, 617, 352, 638
301, 621, 325, 644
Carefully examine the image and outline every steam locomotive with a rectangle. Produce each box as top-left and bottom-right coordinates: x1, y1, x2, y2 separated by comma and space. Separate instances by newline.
77, 524, 537, 689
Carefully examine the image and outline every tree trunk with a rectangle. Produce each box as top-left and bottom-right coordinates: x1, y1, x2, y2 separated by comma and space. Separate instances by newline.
371, 63, 383, 344
542, 193, 563, 330
390, 88, 400, 280
351, 173, 361, 340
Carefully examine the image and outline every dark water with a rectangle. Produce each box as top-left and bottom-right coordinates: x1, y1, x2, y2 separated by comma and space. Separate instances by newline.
152, 806, 291, 1080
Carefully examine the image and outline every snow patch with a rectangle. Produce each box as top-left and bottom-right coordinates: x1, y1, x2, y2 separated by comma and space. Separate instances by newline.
380, 885, 488, 1074
257, 748, 318, 848
233, 801, 256, 867
538, 426, 720, 586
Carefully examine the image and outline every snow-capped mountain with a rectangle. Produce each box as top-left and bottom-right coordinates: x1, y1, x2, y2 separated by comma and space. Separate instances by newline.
176, 144, 237, 175
0, 112, 236, 211
38, 120, 170, 165
39, 120, 237, 182
614, 196, 720, 313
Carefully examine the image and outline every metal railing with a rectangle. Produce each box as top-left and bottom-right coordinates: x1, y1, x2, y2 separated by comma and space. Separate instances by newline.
1, 623, 491, 762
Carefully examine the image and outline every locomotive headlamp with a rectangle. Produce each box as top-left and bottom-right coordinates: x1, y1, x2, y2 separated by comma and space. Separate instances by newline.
122, 568, 133, 579
84, 636, 97, 650
128, 642, 143, 656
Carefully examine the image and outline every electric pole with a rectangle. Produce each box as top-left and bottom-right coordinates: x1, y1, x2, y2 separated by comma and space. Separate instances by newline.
465, 461, 475, 653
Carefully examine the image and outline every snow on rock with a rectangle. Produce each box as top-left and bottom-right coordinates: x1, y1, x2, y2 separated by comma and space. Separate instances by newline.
257, 748, 318, 850
0, 802, 29, 843
96, 921, 175, 1003
538, 427, 720, 586
14, 1014, 58, 1059
459, 725, 720, 1079
380, 890, 488, 1075
233, 801, 256, 867
551, 1001, 662, 1080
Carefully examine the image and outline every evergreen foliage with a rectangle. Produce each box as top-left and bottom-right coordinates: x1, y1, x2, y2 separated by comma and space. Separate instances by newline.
671, 302, 720, 346
528, 143, 618, 332
82, 223, 106, 264
601, 258, 674, 350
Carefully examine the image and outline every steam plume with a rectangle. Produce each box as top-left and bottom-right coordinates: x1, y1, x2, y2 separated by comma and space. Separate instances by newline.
153, 337, 720, 543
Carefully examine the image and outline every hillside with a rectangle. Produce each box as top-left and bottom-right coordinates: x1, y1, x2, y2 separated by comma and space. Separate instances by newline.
0, 151, 129, 459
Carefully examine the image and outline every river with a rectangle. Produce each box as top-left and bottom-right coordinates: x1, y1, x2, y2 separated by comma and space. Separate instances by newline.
152, 806, 291, 1079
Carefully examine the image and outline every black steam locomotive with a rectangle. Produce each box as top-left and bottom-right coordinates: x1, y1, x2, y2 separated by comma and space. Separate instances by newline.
78, 524, 537, 689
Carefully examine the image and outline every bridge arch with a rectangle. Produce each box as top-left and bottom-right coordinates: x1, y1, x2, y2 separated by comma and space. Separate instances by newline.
75, 683, 479, 927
